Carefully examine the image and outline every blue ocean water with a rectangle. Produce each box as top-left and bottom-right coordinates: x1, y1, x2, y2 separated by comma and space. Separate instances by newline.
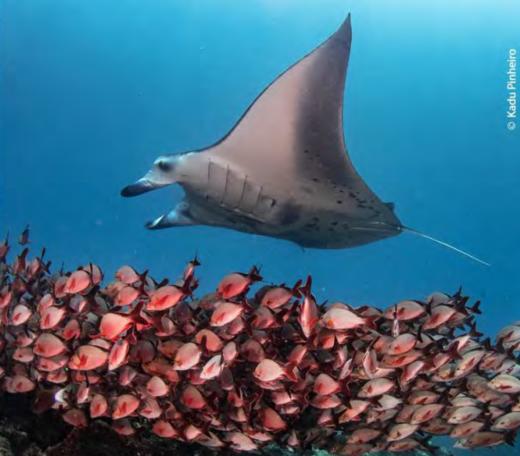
1, 1, 520, 451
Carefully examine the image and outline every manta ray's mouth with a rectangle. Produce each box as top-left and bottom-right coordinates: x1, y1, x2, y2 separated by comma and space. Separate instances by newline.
121, 178, 156, 197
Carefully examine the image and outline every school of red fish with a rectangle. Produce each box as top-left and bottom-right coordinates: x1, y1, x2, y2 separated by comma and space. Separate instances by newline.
1, 230, 520, 455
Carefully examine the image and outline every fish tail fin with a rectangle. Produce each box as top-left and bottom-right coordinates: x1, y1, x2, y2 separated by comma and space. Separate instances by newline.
299, 276, 313, 297
138, 270, 149, 294
505, 431, 516, 447
248, 265, 263, 282
284, 363, 299, 382
447, 343, 463, 360
291, 279, 302, 297
191, 253, 201, 267
468, 320, 483, 339
363, 316, 379, 330
129, 301, 149, 327
401, 226, 490, 267
469, 300, 482, 315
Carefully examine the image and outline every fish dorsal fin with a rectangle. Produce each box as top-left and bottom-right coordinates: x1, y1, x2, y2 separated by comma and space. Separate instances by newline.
202, 14, 376, 196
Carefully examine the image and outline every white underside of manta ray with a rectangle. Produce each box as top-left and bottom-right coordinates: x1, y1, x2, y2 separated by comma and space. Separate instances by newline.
121, 14, 489, 266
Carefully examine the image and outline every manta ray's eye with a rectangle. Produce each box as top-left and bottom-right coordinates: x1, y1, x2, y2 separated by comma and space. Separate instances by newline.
157, 160, 172, 172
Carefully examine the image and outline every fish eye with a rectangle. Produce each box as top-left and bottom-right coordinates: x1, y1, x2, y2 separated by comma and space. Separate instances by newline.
157, 160, 172, 172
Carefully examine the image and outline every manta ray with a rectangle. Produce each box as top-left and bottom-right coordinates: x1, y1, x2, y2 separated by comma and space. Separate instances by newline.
121, 14, 488, 265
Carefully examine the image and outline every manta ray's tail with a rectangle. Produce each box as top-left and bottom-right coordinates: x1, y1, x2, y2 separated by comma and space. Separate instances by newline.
401, 226, 490, 267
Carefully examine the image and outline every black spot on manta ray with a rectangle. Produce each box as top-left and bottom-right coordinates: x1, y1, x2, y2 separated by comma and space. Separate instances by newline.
278, 203, 301, 226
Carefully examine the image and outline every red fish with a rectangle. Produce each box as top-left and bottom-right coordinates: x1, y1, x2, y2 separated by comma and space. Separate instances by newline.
489, 374, 520, 393
181, 385, 207, 409
254, 359, 287, 382
422, 304, 456, 330
115, 286, 139, 307
112, 394, 140, 419
195, 329, 223, 352
65, 270, 91, 294
347, 428, 381, 444
298, 278, 319, 338
217, 267, 261, 299
201, 354, 223, 380
223, 341, 238, 365
450, 420, 484, 438
173, 342, 201, 370
492, 411, 520, 430
62, 319, 81, 340
40, 306, 66, 330
386, 423, 419, 441
455, 431, 507, 449
11, 304, 32, 325
5, 374, 35, 393
62, 409, 87, 428
313, 373, 340, 395
259, 282, 299, 309
115, 265, 140, 285
310, 394, 342, 409
90, 393, 108, 418
69, 345, 108, 370
228, 432, 258, 451
112, 420, 135, 436
38, 354, 69, 372
262, 407, 287, 431
358, 378, 394, 398
34, 333, 67, 358
13, 347, 34, 363
387, 333, 416, 355
210, 302, 243, 327
108, 339, 129, 370
98, 313, 133, 340
321, 306, 367, 331
384, 300, 425, 321
139, 397, 162, 419
410, 403, 444, 424
447, 406, 482, 424
146, 375, 169, 397
147, 285, 184, 311
152, 420, 179, 438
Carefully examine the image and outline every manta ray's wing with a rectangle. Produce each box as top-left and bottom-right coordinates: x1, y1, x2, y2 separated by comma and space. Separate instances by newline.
201, 14, 380, 203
